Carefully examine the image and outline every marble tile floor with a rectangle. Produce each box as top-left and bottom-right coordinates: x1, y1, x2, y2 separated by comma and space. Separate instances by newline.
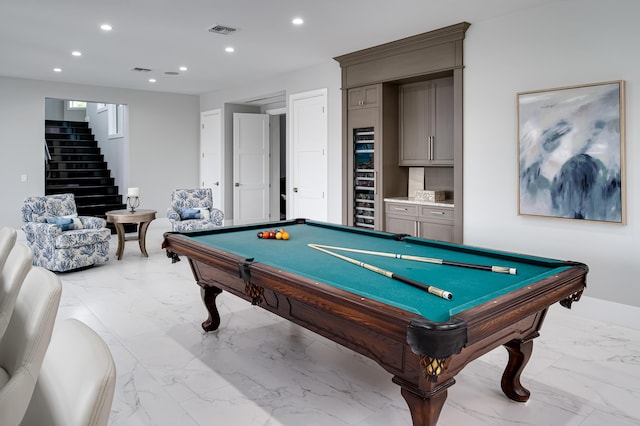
27, 220, 640, 425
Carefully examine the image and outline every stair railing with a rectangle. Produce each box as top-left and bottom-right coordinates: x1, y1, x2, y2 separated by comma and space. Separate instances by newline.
44, 139, 51, 179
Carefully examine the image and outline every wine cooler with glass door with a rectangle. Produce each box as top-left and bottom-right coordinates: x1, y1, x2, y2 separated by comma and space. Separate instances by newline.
353, 127, 376, 229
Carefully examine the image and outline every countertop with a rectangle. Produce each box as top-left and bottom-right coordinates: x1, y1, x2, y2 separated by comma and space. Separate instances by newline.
384, 197, 454, 208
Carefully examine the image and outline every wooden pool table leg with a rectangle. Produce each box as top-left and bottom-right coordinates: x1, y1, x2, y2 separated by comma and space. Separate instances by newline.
501, 335, 535, 402
395, 377, 454, 426
199, 285, 223, 332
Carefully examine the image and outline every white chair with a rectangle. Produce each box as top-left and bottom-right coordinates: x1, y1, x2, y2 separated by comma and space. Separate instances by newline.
0, 227, 17, 271
0, 267, 62, 426
0, 243, 34, 341
21, 319, 116, 426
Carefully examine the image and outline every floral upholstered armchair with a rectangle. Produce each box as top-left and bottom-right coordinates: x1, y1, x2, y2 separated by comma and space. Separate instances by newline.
21, 194, 111, 272
167, 188, 224, 232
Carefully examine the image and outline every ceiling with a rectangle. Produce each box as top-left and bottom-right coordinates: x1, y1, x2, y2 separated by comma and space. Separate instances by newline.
0, 0, 560, 96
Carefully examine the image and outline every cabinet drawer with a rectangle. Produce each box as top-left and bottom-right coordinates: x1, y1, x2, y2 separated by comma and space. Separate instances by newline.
386, 203, 418, 217
418, 206, 453, 223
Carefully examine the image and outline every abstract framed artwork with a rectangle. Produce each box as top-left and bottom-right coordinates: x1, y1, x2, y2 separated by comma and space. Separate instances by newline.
517, 80, 625, 224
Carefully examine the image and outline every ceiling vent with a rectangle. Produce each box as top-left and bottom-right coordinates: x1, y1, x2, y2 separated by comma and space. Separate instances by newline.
131, 67, 152, 72
208, 25, 237, 35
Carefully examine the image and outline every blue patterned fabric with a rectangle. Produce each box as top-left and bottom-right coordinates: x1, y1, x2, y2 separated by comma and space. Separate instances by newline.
45, 215, 84, 230
179, 208, 211, 220
21, 194, 111, 272
167, 188, 224, 232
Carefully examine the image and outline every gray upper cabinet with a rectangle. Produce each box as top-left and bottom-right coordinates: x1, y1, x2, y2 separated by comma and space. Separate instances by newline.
399, 77, 454, 166
347, 85, 380, 109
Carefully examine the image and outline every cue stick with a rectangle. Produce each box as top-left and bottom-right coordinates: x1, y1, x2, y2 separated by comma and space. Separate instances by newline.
311, 244, 517, 275
308, 244, 452, 300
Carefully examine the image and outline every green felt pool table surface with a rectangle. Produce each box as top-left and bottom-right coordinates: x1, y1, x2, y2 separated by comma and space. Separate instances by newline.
188, 220, 571, 322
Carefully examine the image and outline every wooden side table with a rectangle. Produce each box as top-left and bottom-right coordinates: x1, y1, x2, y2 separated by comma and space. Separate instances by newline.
105, 209, 157, 260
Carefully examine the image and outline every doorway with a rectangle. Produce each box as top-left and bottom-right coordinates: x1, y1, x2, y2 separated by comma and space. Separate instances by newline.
44, 98, 130, 219
199, 88, 327, 225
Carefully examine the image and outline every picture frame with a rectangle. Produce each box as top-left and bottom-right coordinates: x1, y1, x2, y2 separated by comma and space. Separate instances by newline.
517, 80, 625, 224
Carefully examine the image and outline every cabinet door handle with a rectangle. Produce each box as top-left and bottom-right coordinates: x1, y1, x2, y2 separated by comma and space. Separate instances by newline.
429, 136, 434, 160
430, 211, 445, 215
393, 207, 408, 211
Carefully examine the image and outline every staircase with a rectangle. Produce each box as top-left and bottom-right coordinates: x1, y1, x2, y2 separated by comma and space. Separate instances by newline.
45, 120, 127, 231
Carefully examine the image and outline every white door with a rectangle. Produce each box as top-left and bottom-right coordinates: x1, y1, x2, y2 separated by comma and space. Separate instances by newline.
200, 109, 224, 213
290, 89, 328, 221
233, 113, 270, 225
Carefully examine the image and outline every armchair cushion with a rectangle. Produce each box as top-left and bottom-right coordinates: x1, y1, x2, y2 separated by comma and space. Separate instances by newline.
45, 215, 84, 231
179, 207, 211, 221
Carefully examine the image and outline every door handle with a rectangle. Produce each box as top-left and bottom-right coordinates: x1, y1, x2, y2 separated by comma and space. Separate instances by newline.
214, 181, 220, 186
293, 187, 298, 192
235, 182, 240, 187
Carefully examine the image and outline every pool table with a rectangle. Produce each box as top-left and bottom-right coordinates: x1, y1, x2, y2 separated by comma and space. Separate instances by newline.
162, 219, 587, 426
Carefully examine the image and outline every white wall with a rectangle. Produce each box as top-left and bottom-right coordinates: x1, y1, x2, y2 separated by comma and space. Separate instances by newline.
200, 59, 343, 224
0, 76, 200, 229
464, 0, 639, 306
85, 102, 127, 196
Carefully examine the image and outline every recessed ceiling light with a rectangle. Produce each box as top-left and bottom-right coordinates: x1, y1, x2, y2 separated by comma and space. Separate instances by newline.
225, 46, 235, 53
100, 24, 112, 31
179, 66, 188, 71
71, 50, 82, 57
148, 78, 157, 83
53, 68, 62, 73
292, 17, 304, 25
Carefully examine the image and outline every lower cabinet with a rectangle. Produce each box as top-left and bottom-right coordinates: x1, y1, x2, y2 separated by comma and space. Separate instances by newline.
385, 202, 453, 242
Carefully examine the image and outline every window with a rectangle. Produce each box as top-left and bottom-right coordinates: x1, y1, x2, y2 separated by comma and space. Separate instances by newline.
67, 100, 86, 110
108, 104, 123, 138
